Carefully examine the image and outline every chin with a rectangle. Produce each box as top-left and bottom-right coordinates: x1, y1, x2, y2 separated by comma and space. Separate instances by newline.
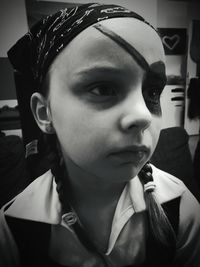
105, 164, 142, 182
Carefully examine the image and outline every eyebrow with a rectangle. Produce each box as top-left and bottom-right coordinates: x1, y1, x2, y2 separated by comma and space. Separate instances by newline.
75, 65, 126, 76
93, 23, 150, 72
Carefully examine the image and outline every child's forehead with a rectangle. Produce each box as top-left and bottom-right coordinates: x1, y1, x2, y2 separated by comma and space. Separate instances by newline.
99, 17, 165, 65
51, 17, 165, 73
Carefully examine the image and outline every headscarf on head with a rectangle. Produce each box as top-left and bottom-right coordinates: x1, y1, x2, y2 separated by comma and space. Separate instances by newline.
7, 3, 152, 177
8, 3, 147, 94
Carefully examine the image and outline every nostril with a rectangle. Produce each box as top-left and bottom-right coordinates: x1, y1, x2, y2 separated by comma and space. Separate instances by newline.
120, 114, 151, 132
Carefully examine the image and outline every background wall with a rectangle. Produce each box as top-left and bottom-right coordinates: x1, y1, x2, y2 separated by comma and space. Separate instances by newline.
0, 0, 28, 57
0, 0, 28, 104
157, 0, 200, 134
0, 0, 28, 136
184, 2, 200, 135
157, 0, 187, 129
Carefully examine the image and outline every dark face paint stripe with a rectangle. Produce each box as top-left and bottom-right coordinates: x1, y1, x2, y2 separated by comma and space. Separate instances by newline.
93, 23, 150, 71
93, 23, 167, 117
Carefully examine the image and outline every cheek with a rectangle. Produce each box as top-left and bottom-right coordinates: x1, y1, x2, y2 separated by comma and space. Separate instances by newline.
50, 96, 108, 164
150, 116, 162, 154
52, 102, 90, 145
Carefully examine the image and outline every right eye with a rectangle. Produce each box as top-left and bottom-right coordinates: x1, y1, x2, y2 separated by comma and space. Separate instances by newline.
89, 83, 118, 97
86, 82, 120, 103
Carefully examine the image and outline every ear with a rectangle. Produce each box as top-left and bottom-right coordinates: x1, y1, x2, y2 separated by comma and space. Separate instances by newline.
30, 92, 55, 134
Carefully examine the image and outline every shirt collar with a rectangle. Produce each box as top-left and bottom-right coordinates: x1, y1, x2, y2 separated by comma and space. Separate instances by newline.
4, 170, 62, 224
4, 165, 185, 226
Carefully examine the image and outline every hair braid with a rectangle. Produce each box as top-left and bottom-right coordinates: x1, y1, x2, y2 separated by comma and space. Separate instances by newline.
44, 134, 69, 211
138, 162, 177, 247
45, 134, 110, 265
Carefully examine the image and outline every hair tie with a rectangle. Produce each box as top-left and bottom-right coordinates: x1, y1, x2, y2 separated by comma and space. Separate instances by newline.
144, 181, 156, 193
139, 162, 156, 193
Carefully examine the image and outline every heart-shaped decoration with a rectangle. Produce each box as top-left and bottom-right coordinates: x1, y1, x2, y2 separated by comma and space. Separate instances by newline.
162, 34, 180, 51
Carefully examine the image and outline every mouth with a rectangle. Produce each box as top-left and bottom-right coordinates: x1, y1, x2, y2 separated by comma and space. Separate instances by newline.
108, 145, 150, 165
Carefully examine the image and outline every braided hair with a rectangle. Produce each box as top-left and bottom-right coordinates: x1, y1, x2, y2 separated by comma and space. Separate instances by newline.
138, 163, 176, 247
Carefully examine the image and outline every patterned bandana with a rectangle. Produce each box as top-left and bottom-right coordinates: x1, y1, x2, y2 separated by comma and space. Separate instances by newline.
8, 3, 148, 92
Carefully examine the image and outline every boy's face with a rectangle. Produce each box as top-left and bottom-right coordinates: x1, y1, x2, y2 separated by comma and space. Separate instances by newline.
48, 18, 166, 183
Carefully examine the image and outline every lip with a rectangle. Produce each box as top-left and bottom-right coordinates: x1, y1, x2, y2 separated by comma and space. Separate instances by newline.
108, 145, 150, 164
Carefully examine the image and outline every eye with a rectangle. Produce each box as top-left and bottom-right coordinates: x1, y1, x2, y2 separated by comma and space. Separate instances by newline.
146, 87, 163, 103
83, 82, 120, 106
89, 83, 118, 97
142, 86, 164, 115
142, 62, 166, 115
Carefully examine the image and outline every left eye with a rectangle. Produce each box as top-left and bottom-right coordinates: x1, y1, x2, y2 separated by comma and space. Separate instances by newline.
144, 87, 163, 103
149, 88, 161, 101
142, 86, 164, 115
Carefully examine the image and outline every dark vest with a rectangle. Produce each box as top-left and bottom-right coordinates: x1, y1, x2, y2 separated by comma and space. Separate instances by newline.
5, 197, 180, 267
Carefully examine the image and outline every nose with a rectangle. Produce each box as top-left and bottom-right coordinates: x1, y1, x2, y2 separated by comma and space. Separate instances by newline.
119, 92, 152, 133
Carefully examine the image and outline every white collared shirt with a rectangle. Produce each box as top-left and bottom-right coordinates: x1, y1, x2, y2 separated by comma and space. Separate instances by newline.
1, 165, 200, 267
